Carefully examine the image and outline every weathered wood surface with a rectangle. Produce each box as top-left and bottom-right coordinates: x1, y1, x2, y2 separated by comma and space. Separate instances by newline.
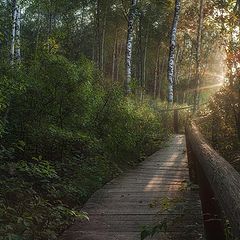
60, 135, 205, 240
186, 123, 240, 237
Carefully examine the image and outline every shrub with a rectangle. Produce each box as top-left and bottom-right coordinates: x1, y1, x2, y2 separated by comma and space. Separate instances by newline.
197, 84, 240, 171
0, 54, 172, 239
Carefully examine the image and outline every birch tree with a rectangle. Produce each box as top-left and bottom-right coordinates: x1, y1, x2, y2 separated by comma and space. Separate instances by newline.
10, 0, 17, 64
167, 0, 181, 104
125, 0, 137, 94
10, 0, 21, 64
194, 0, 204, 112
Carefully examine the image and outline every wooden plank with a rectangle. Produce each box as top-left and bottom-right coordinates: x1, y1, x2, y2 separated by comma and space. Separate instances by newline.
83, 213, 204, 221
61, 231, 205, 240
59, 135, 205, 240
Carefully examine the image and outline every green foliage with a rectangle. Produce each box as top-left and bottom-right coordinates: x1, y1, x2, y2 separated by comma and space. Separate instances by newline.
16, 160, 58, 180
141, 221, 167, 240
224, 219, 235, 240
197, 84, 240, 171
0, 190, 88, 240
140, 181, 198, 240
0, 157, 89, 240
0, 54, 171, 239
1, 0, 238, 238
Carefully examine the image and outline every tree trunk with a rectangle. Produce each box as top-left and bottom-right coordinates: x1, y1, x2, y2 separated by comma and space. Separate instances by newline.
137, 12, 145, 100
159, 51, 166, 100
116, 42, 123, 82
96, 0, 101, 69
142, 26, 149, 100
10, 0, 17, 64
137, 12, 143, 94
101, 6, 107, 73
125, 0, 137, 94
112, 29, 118, 82
35, 2, 41, 60
193, 0, 204, 112
95, 1, 107, 72
174, 45, 180, 103
167, 0, 181, 104
154, 43, 161, 99
15, 3, 21, 62
185, 41, 195, 104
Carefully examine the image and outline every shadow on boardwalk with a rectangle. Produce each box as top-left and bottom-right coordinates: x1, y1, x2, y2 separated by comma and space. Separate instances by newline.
59, 135, 205, 240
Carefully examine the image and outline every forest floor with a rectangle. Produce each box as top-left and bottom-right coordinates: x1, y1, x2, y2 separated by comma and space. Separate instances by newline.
59, 135, 205, 240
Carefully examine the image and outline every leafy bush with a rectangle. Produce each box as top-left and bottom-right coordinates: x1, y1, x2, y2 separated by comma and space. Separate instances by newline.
197, 84, 240, 171
0, 54, 172, 239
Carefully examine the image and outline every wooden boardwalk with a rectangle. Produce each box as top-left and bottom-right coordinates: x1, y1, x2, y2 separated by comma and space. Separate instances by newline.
60, 135, 205, 240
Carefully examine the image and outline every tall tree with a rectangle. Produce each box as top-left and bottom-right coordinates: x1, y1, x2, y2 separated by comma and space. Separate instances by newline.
15, 3, 21, 62
125, 0, 137, 94
193, 0, 204, 112
167, 0, 181, 104
10, 0, 17, 64
10, 0, 21, 64
95, 0, 109, 72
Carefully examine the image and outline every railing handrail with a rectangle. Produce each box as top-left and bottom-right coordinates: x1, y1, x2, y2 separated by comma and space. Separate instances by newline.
186, 122, 240, 238
155, 102, 208, 112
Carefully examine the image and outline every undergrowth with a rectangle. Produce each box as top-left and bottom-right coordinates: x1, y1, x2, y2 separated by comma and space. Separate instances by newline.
196, 84, 240, 172
0, 54, 179, 240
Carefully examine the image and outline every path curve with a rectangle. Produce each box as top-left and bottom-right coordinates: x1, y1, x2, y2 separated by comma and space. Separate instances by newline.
60, 135, 205, 240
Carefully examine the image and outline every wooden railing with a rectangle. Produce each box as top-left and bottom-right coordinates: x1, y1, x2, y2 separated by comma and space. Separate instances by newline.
186, 122, 240, 240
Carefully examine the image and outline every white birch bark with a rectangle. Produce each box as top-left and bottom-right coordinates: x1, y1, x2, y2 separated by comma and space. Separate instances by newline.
10, 0, 17, 64
194, 0, 204, 112
167, 0, 181, 104
10, 0, 21, 64
125, 0, 137, 94
15, 4, 21, 62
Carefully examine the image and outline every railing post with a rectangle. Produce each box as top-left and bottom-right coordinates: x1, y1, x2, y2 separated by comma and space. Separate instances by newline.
196, 161, 225, 240
186, 127, 198, 184
174, 109, 179, 134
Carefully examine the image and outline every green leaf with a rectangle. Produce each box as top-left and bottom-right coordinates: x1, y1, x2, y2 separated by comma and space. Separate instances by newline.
141, 229, 151, 240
